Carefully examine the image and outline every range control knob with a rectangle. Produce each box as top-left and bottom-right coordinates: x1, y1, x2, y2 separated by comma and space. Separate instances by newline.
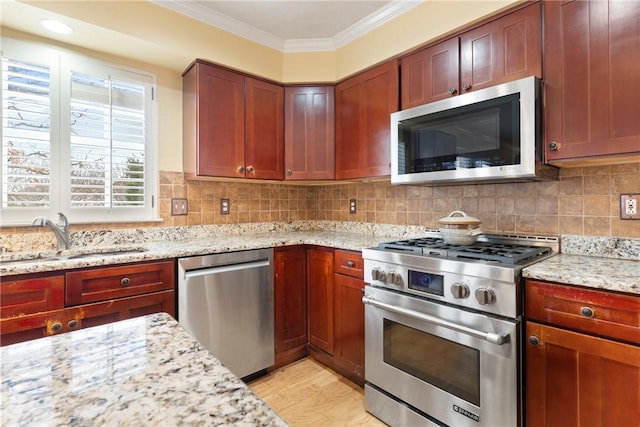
371, 268, 387, 282
451, 283, 470, 299
475, 288, 496, 305
388, 271, 403, 286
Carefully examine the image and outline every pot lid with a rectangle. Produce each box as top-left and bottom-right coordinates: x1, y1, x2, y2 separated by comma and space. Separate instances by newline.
438, 210, 481, 225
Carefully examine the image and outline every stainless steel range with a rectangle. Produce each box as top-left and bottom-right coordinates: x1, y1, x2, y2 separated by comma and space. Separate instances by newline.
362, 232, 558, 427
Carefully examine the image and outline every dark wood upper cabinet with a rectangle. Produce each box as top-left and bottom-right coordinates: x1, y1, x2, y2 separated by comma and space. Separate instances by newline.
335, 60, 399, 179
246, 78, 284, 180
400, 2, 541, 109
401, 37, 460, 108
543, 0, 640, 164
183, 60, 284, 180
284, 86, 335, 180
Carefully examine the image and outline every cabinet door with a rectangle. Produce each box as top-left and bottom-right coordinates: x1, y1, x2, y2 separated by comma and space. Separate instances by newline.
460, 2, 541, 94
307, 247, 334, 354
1, 275, 64, 317
183, 61, 245, 178
334, 273, 365, 381
0, 309, 66, 346
401, 37, 460, 109
284, 86, 335, 180
526, 321, 640, 427
544, 0, 640, 163
246, 78, 284, 180
335, 60, 399, 179
274, 247, 307, 353
66, 290, 175, 330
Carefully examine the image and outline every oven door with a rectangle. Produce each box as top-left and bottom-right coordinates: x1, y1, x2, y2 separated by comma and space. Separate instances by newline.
363, 285, 520, 427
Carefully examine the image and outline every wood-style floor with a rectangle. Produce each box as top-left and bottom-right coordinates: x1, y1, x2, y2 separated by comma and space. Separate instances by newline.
249, 358, 386, 426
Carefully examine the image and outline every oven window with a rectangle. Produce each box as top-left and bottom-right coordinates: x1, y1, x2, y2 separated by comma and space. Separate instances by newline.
383, 319, 480, 406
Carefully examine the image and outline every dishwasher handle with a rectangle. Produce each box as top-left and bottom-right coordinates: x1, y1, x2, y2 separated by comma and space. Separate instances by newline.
183, 259, 270, 280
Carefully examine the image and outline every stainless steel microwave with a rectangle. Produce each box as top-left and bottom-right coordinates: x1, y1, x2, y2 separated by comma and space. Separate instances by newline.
391, 76, 558, 185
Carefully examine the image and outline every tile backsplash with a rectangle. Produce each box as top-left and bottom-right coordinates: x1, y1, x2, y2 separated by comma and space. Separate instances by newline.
2, 163, 639, 250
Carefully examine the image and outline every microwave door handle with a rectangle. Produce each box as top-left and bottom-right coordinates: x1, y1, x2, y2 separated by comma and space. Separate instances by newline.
362, 296, 510, 345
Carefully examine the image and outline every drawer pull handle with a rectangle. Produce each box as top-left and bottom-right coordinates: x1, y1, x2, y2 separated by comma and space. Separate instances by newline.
121, 277, 131, 287
51, 322, 63, 333
68, 319, 78, 329
528, 336, 540, 346
346, 260, 355, 268
580, 307, 594, 318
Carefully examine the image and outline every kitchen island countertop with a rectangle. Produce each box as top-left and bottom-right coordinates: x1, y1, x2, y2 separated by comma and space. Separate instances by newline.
0, 312, 287, 426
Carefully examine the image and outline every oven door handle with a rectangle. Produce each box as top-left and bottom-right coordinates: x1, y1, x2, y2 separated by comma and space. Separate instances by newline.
362, 296, 511, 345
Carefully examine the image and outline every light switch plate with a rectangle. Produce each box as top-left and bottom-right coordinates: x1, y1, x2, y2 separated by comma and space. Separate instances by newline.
171, 198, 188, 215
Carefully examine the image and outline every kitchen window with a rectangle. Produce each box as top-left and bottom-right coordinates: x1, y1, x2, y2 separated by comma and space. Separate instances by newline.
1, 38, 157, 225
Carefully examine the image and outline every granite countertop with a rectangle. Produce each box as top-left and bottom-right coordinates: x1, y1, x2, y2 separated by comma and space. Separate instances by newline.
0, 312, 287, 427
523, 254, 640, 295
0, 230, 403, 276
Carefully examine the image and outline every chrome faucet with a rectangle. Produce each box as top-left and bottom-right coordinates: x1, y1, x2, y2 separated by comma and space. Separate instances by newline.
32, 212, 70, 251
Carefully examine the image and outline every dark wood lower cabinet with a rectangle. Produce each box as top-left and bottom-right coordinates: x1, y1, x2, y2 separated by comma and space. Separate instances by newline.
307, 247, 334, 355
1, 261, 176, 346
274, 246, 308, 368
333, 273, 365, 385
526, 321, 640, 427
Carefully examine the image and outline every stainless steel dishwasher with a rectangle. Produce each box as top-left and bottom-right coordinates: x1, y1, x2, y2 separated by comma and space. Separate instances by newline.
177, 248, 274, 379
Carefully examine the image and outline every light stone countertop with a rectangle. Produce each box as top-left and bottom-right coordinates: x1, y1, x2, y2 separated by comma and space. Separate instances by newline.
523, 254, 640, 295
0, 231, 404, 276
0, 312, 287, 427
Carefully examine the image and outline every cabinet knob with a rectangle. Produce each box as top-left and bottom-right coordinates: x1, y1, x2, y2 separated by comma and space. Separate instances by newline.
120, 277, 131, 287
548, 141, 560, 151
287, 169, 292, 176
68, 319, 79, 329
580, 306, 595, 318
462, 83, 471, 91
528, 335, 540, 346
247, 165, 255, 173
50, 322, 63, 333
448, 87, 457, 95
238, 165, 245, 173
346, 260, 355, 268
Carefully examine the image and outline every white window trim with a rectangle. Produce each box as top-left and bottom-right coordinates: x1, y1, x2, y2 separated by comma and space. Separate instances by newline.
1, 37, 158, 226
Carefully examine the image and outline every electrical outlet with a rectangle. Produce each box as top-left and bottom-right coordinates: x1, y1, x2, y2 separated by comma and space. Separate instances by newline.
620, 194, 640, 220
220, 198, 230, 215
349, 199, 357, 214
171, 198, 188, 215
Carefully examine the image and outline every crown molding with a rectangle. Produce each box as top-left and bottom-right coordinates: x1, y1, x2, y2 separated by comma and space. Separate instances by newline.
152, 0, 423, 53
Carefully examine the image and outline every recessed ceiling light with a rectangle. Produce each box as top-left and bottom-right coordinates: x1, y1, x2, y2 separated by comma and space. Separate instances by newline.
41, 19, 73, 35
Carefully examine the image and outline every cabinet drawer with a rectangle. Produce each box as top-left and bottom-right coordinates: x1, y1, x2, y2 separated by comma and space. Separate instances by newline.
334, 250, 364, 279
1, 275, 64, 317
526, 279, 640, 344
66, 260, 175, 305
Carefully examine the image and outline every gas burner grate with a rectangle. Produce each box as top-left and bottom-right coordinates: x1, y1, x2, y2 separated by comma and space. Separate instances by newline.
378, 238, 554, 265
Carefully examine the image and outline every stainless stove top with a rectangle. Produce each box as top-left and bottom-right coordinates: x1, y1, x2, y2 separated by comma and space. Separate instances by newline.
363, 232, 559, 318
378, 234, 556, 266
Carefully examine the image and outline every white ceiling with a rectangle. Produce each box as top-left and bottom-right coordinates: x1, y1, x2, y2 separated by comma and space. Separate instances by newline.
152, 0, 422, 52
